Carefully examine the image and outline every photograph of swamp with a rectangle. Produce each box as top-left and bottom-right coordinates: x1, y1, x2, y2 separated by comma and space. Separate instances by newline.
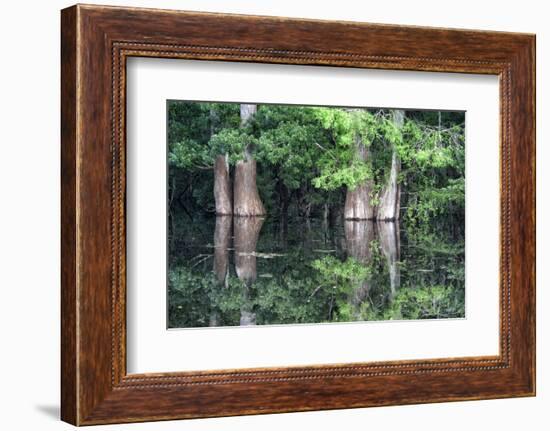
167, 101, 465, 328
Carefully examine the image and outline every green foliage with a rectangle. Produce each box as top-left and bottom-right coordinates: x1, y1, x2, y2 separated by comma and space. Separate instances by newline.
255, 106, 326, 191
312, 256, 369, 287
310, 108, 376, 191
398, 112, 465, 230
168, 268, 219, 328
167, 101, 465, 223
312, 163, 373, 191
406, 178, 465, 228
358, 285, 465, 321
167, 101, 242, 169
208, 128, 257, 164
169, 138, 212, 170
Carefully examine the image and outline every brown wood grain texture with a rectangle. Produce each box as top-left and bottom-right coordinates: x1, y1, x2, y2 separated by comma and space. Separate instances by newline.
61, 4, 535, 425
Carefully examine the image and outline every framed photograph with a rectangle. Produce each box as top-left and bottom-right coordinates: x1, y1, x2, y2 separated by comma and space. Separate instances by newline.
61, 4, 535, 425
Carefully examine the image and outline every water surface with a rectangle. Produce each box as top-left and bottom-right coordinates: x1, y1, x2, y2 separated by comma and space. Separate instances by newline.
168, 212, 465, 328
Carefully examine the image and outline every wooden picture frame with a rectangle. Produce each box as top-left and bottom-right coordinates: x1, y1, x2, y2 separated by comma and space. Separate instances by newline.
61, 4, 535, 425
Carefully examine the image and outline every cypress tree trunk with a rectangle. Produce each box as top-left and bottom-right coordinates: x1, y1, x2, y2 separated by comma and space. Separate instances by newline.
234, 104, 266, 217
377, 110, 404, 221
240, 103, 257, 126
210, 106, 233, 215
344, 134, 375, 220
213, 154, 232, 215
234, 159, 265, 216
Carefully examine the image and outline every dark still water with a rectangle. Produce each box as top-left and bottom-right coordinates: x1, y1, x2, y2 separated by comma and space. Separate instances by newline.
168, 214, 465, 329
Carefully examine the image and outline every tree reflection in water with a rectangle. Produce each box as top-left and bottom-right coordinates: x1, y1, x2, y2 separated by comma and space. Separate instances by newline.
234, 216, 264, 326
168, 213, 464, 328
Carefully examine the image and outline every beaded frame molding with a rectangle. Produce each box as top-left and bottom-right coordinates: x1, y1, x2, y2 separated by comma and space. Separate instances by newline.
61, 4, 535, 425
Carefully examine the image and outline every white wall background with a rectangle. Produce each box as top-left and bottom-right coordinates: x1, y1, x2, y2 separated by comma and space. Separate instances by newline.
0, 0, 546, 429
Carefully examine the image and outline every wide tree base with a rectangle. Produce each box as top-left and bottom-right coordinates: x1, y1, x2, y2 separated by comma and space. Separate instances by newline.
344, 183, 375, 220
234, 159, 266, 217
